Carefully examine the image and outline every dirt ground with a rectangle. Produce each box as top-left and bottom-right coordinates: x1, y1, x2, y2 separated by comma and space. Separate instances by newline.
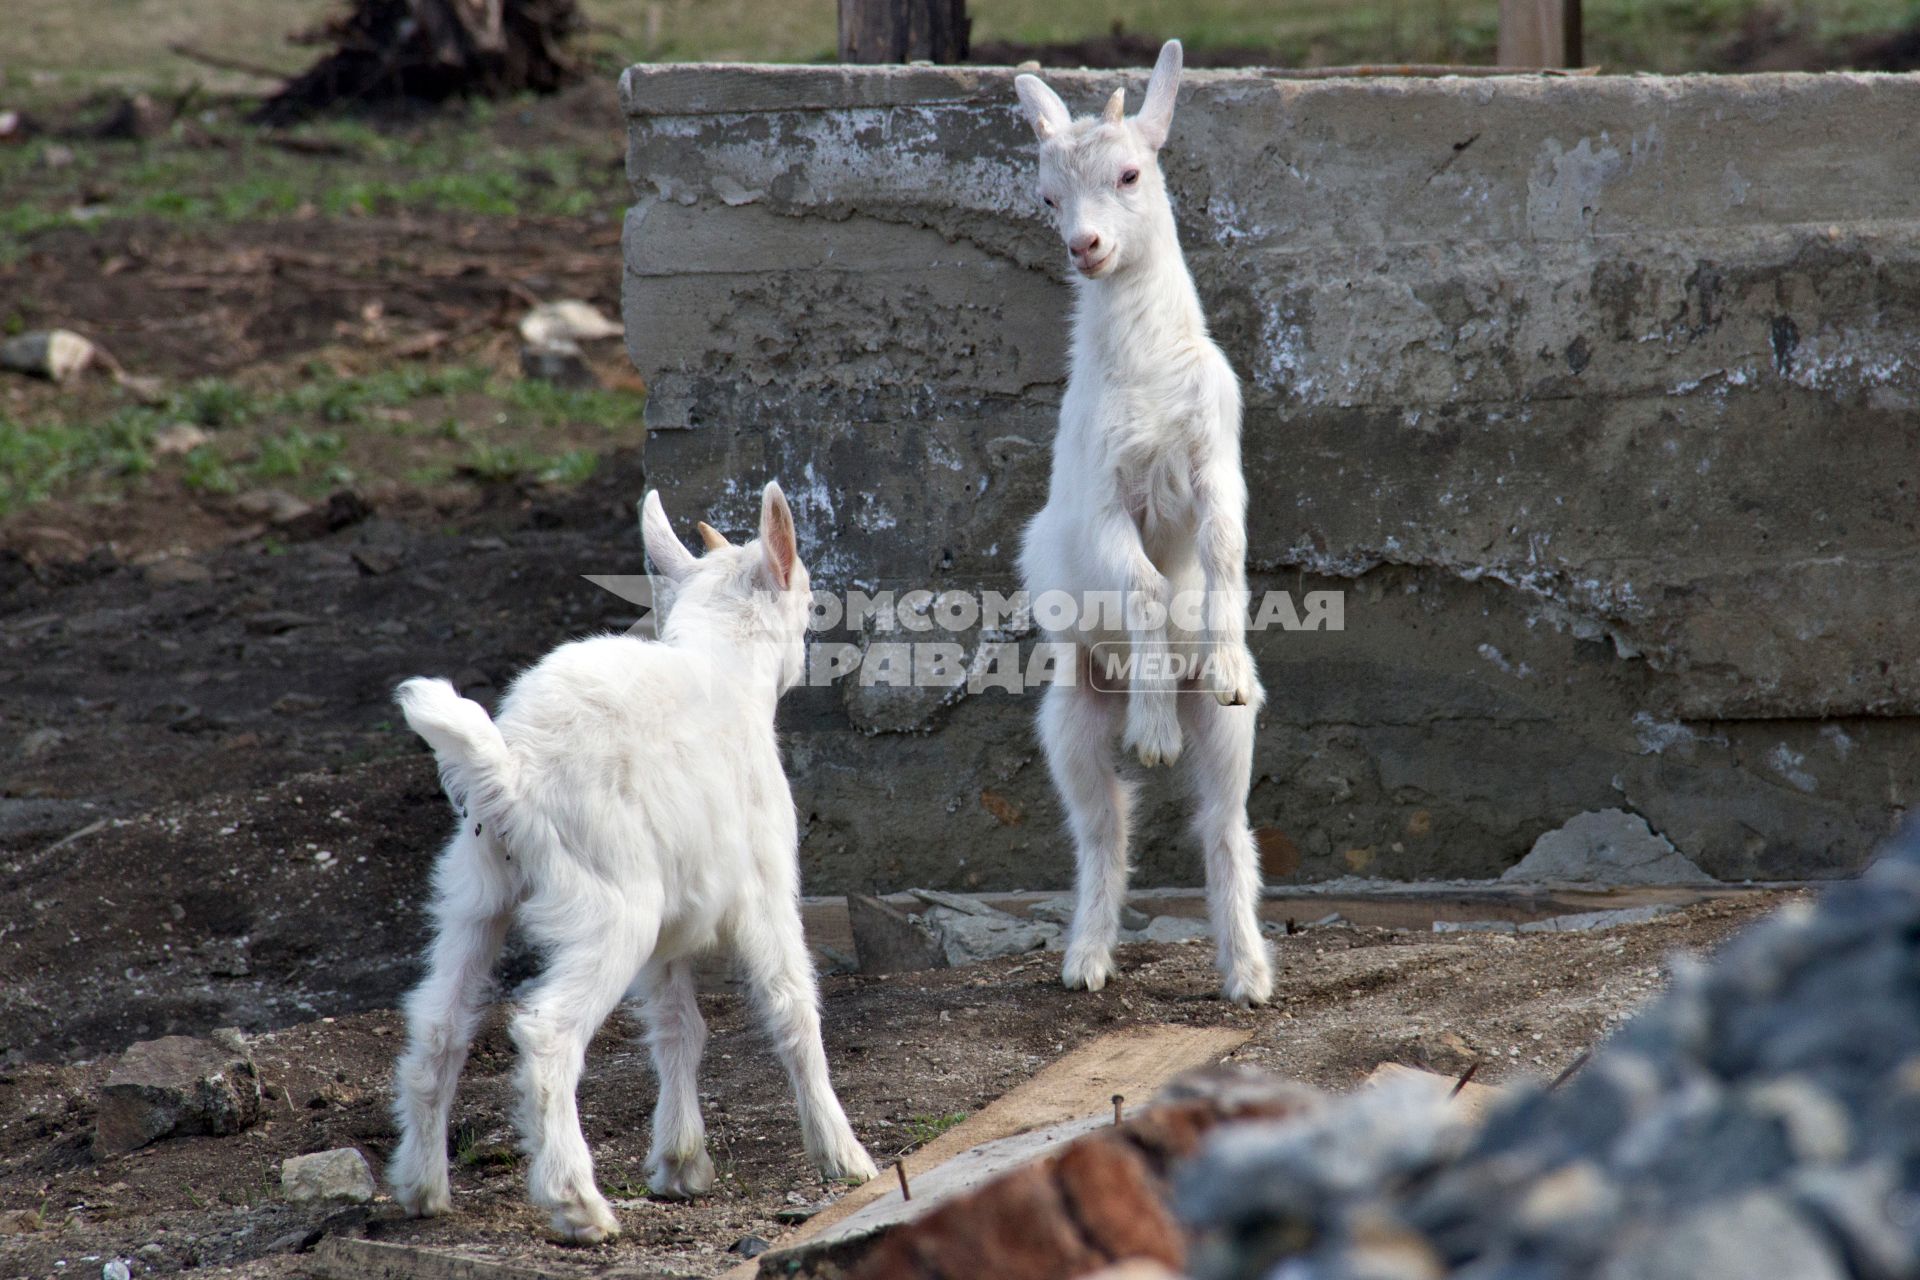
0, 67, 1817, 1280
0, 890, 1793, 1279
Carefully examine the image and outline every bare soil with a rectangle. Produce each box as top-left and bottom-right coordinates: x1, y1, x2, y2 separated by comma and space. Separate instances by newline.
0, 890, 1792, 1278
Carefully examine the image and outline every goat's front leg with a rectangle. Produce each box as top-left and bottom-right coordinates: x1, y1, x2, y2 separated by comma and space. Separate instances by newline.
637, 959, 713, 1198
1193, 464, 1261, 711
732, 896, 878, 1185
1089, 508, 1182, 767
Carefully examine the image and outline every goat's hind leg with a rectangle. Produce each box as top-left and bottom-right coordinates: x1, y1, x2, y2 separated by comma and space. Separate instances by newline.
389, 830, 513, 1217
733, 900, 878, 1184
511, 907, 655, 1244
1178, 694, 1273, 1007
637, 958, 714, 1198
1040, 672, 1132, 992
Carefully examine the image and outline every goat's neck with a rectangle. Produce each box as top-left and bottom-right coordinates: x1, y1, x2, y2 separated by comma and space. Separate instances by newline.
660, 603, 788, 710
1069, 214, 1207, 382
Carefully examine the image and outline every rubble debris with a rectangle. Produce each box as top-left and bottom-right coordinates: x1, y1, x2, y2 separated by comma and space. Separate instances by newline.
256, 0, 581, 124
96, 1032, 261, 1153
1503, 808, 1715, 885
151, 423, 212, 457
848, 894, 948, 974
281, 1148, 376, 1204
1175, 827, 1920, 1278
921, 901, 1058, 966
0, 330, 97, 383
518, 341, 598, 388
828, 1070, 1315, 1280
518, 299, 622, 348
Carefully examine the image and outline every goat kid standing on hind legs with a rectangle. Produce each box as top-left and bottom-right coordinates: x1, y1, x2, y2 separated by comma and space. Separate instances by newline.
1013, 40, 1274, 1008
386, 482, 878, 1245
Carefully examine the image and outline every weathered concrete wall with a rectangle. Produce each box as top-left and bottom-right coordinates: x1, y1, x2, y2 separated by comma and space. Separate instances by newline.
621, 63, 1920, 889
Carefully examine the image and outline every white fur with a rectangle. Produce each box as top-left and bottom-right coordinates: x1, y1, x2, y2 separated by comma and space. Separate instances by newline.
387, 482, 877, 1245
1013, 41, 1274, 1007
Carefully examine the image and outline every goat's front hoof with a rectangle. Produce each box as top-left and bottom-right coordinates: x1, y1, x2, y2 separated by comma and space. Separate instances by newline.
647, 1147, 715, 1199
545, 1194, 621, 1245
1062, 944, 1115, 992
1124, 717, 1182, 769
1211, 646, 1260, 709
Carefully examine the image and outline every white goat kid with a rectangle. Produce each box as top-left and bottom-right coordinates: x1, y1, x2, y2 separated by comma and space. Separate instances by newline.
386, 483, 878, 1244
1013, 41, 1274, 1007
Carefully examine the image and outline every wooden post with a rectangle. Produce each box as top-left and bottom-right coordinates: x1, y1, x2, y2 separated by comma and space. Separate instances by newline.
838, 0, 970, 64
1498, 0, 1581, 67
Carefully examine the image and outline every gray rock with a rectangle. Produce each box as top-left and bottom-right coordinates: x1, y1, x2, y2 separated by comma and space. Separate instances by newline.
907, 888, 1000, 917
0, 330, 96, 383
1029, 896, 1074, 927
1127, 915, 1212, 944
1597, 1191, 1845, 1280
847, 894, 946, 974
921, 903, 1059, 965
1518, 905, 1680, 933
96, 1033, 261, 1153
141, 556, 213, 586
1031, 897, 1149, 931
234, 489, 313, 525
1504, 809, 1715, 885
1432, 919, 1518, 935
519, 342, 599, 389
151, 422, 210, 456
280, 1148, 376, 1204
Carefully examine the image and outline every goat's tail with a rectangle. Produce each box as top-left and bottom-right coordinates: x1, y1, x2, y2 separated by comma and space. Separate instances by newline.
395, 677, 517, 830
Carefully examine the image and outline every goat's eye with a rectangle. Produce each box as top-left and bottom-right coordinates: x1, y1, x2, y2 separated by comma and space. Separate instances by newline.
1041, 193, 1056, 209
1120, 168, 1140, 187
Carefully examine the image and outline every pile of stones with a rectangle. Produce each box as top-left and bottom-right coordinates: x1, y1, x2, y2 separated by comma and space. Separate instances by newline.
1176, 828, 1920, 1280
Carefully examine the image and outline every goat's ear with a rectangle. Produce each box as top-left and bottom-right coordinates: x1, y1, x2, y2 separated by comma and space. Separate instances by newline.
1014, 74, 1071, 141
640, 490, 696, 582
1136, 39, 1183, 150
758, 481, 798, 591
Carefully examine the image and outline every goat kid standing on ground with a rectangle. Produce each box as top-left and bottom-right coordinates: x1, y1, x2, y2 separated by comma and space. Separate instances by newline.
1013, 40, 1274, 1007
387, 483, 878, 1244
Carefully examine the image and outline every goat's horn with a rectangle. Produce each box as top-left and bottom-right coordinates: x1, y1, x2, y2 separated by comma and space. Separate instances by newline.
696, 521, 731, 551
1104, 88, 1126, 123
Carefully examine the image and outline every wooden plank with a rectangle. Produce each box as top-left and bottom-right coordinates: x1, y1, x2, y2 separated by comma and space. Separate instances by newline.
1498, 0, 1582, 68
726, 1023, 1251, 1279
1364, 1061, 1502, 1121
306, 1236, 570, 1280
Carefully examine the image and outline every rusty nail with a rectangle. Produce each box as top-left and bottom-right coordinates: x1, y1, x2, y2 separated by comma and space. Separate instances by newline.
895, 1160, 910, 1201
1449, 1062, 1479, 1098
1549, 1049, 1591, 1092
1112, 1093, 1124, 1125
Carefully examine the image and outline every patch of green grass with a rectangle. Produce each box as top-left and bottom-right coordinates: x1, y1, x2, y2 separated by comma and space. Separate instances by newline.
504, 379, 647, 430
0, 404, 159, 515
901, 1111, 969, 1149
0, 120, 628, 258
252, 427, 344, 478
460, 441, 602, 485
181, 445, 239, 495
276, 364, 492, 425
175, 377, 259, 428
